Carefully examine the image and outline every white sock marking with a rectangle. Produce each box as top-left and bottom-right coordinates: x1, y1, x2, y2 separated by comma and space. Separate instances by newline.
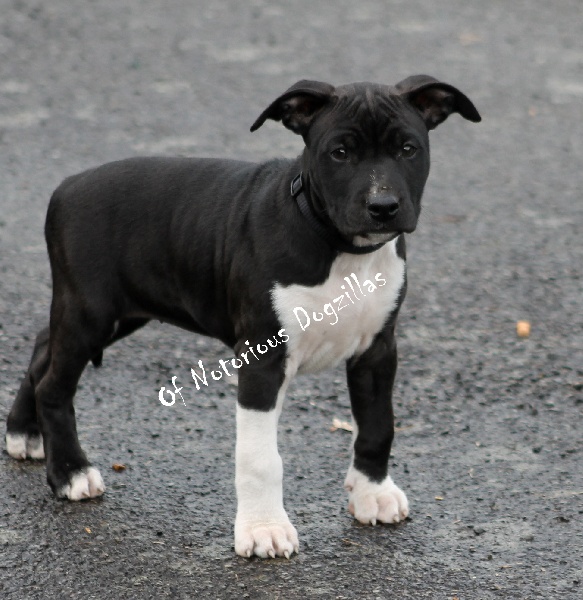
26, 434, 45, 459
344, 463, 409, 525
57, 466, 105, 501
6, 433, 27, 460
234, 379, 299, 558
6, 432, 45, 460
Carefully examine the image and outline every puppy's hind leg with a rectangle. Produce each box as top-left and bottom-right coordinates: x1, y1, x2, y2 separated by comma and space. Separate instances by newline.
37, 300, 116, 501
6, 327, 51, 460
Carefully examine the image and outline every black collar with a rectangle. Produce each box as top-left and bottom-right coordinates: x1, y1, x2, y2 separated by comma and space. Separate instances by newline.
290, 173, 386, 255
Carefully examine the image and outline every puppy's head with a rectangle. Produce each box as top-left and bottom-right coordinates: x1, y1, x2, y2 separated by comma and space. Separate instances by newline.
251, 76, 481, 246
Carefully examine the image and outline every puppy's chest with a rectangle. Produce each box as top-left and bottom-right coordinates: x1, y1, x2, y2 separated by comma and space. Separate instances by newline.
272, 241, 405, 374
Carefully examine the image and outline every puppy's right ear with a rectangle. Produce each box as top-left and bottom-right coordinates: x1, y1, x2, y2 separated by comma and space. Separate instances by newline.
395, 74, 481, 130
250, 80, 335, 135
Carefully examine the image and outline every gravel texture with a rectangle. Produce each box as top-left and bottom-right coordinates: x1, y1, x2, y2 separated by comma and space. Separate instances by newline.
1, 1, 582, 598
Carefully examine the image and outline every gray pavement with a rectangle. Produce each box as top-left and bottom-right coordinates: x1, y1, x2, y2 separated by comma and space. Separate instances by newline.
1, 1, 582, 598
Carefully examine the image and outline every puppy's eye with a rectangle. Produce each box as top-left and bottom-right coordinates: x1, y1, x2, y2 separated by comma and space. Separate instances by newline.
331, 147, 348, 161
401, 143, 417, 158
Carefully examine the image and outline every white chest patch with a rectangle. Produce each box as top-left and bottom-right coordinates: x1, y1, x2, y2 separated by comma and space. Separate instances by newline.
272, 239, 405, 375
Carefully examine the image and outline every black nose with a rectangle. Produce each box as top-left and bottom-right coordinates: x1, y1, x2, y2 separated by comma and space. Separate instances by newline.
367, 194, 400, 222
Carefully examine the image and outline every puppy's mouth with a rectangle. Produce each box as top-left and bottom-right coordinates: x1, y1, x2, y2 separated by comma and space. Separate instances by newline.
330, 211, 416, 247
351, 231, 401, 246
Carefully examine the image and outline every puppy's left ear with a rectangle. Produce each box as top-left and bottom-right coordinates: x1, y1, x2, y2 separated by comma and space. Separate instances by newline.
395, 75, 481, 130
250, 80, 335, 135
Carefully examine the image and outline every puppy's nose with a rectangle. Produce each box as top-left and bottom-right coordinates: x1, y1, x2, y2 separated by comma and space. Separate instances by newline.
367, 194, 400, 222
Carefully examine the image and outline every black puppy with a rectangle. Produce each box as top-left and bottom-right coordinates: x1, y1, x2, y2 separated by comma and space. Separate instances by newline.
6, 75, 480, 558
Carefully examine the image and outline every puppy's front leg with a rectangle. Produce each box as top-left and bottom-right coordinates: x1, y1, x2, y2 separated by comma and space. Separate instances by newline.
344, 329, 409, 525
234, 359, 298, 558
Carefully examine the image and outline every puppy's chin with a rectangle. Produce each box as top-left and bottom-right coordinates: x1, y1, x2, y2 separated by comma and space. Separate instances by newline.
352, 232, 400, 247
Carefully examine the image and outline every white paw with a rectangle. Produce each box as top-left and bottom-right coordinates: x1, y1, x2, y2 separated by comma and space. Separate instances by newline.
345, 466, 409, 525
5, 432, 45, 460
235, 516, 299, 559
57, 467, 106, 501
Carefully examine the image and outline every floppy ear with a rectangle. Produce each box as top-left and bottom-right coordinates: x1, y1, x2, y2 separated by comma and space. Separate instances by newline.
250, 80, 335, 135
395, 75, 481, 130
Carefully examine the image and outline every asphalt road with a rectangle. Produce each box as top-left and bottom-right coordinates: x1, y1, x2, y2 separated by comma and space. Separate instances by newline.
1, 1, 582, 598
